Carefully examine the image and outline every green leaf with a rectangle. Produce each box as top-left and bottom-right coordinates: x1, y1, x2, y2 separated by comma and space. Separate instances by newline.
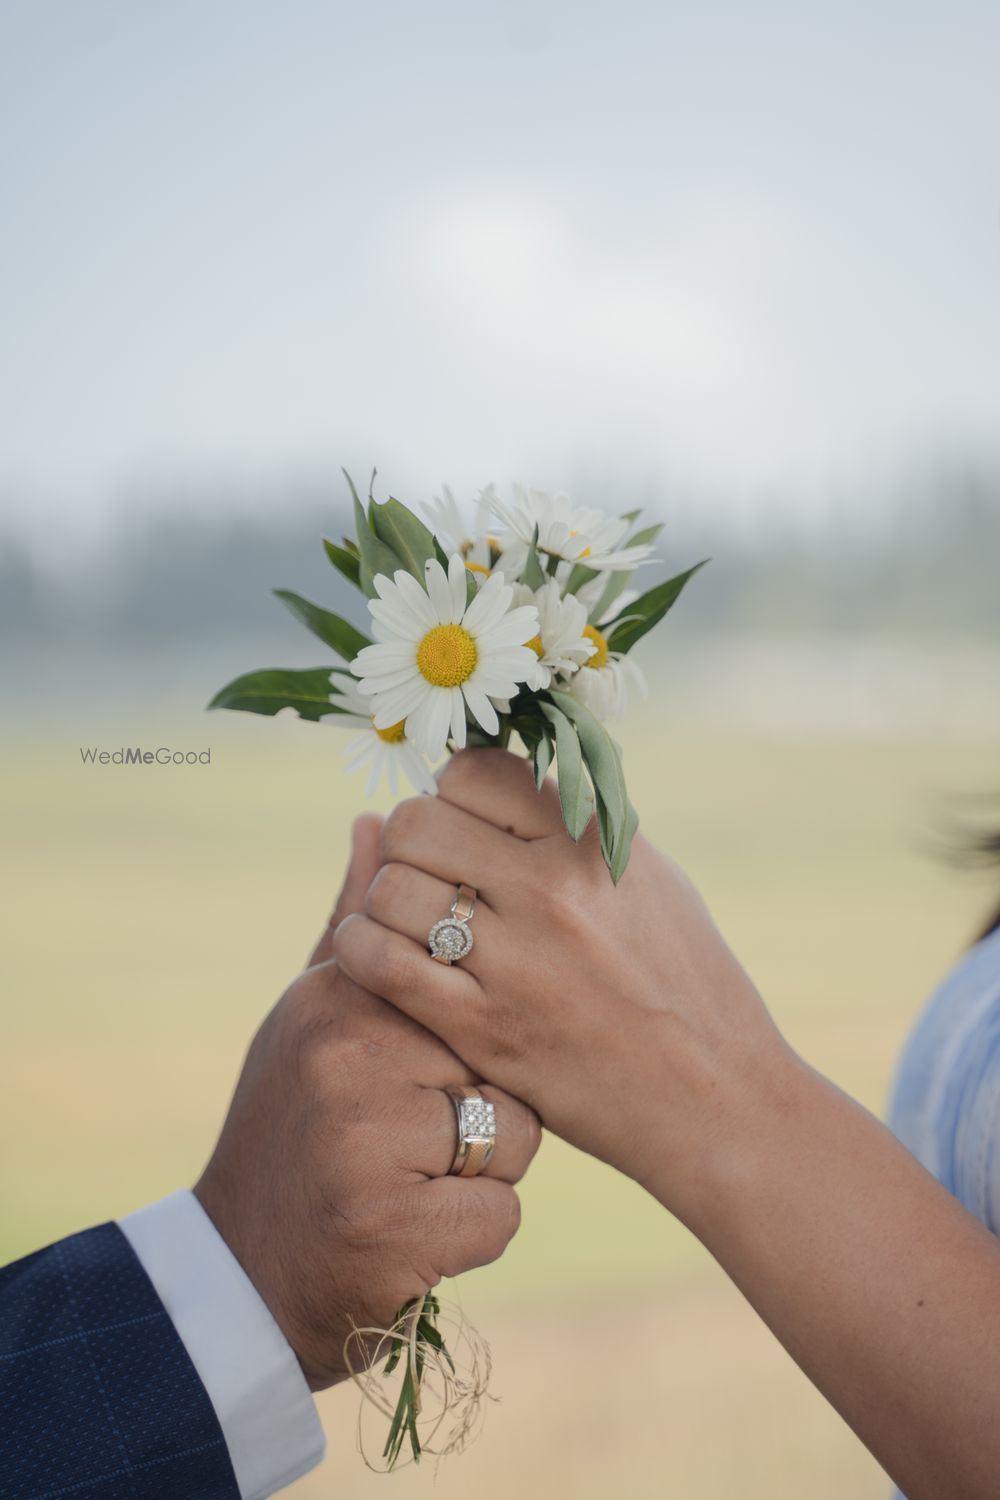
522, 527, 546, 591
548, 690, 637, 881
322, 537, 361, 588
533, 727, 554, 788
549, 690, 626, 832
208, 667, 342, 722
603, 559, 709, 654
346, 471, 402, 598
613, 796, 640, 884
564, 561, 600, 594
540, 703, 594, 840
416, 1316, 456, 1373
628, 521, 664, 549
273, 590, 371, 661
620, 507, 642, 523
586, 570, 628, 624
370, 497, 438, 582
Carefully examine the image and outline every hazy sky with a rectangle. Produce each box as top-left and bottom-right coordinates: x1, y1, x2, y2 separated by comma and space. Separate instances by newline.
2, 0, 999, 542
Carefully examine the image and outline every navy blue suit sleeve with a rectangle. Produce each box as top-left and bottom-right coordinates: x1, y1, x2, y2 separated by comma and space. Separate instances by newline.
0, 1221, 241, 1500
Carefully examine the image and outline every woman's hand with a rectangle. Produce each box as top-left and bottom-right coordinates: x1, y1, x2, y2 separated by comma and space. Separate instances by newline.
331, 750, 797, 1226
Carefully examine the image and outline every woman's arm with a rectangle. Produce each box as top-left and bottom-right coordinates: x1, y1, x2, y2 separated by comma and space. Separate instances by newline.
333, 748, 1000, 1500
677, 1055, 1000, 1500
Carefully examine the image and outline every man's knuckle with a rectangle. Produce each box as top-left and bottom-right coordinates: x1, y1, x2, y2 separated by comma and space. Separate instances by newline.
521, 1106, 543, 1159
467, 1185, 520, 1256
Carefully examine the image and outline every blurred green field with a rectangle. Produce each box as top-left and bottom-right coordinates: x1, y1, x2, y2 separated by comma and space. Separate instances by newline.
1, 699, 997, 1498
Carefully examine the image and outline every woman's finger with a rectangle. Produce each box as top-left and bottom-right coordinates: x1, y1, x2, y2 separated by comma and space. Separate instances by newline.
364, 860, 500, 979
332, 913, 489, 1070
379, 795, 525, 907
437, 747, 566, 839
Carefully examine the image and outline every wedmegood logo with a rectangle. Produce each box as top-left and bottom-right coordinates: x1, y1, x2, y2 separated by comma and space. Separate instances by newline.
79, 747, 212, 766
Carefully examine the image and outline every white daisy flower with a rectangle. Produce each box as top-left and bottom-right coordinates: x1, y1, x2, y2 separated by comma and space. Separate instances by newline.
563, 621, 647, 722
326, 671, 438, 797
511, 579, 596, 690
350, 555, 540, 760
489, 485, 657, 574
422, 486, 504, 582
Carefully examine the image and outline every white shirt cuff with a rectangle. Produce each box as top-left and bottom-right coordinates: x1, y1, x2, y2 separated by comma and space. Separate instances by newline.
119, 1189, 326, 1499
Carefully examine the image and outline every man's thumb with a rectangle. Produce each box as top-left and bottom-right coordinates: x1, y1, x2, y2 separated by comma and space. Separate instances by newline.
306, 812, 384, 967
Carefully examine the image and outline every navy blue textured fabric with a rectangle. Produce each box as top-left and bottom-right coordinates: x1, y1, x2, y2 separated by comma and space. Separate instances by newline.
0, 1221, 240, 1499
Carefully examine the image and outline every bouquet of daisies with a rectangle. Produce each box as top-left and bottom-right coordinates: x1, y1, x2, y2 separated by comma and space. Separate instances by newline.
211, 472, 705, 884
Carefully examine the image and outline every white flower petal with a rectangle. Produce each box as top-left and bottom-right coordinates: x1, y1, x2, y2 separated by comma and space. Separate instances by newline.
463, 684, 499, 736
482, 606, 539, 649
355, 642, 416, 672
366, 748, 386, 798
423, 688, 454, 759
358, 663, 422, 694
388, 569, 436, 629
352, 639, 407, 675
470, 671, 520, 697
344, 732, 377, 769
354, 638, 419, 669
371, 677, 427, 726
403, 693, 437, 756
450, 686, 467, 748
448, 553, 468, 622
424, 557, 454, 623
400, 744, 439, 796
462, 572, 511, 635
367, 598, 425, 639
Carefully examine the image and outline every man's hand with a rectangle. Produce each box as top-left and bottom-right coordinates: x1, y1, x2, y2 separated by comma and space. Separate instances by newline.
195, 814, 540, 1390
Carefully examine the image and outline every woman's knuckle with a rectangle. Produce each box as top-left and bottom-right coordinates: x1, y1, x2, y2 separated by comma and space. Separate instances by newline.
382, 940, 418, 996
487, 998, 527, 1064
365, 860, 406, 918
381, 797, 424, 856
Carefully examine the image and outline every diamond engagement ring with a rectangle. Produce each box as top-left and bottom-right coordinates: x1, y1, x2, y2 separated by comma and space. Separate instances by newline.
445, 1085, 496, 1177
428, 882, 477, 965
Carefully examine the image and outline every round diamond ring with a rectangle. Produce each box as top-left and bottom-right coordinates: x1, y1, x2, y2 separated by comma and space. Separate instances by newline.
428, 916, 474, 964
428, 883, 477, 965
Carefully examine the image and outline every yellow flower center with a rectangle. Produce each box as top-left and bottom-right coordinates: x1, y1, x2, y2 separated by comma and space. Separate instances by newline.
416, 623, 478, 686
525, 634, 545, 658
582, 623, 609, 669
465, 560, 491, 575
373, 717, 407, 744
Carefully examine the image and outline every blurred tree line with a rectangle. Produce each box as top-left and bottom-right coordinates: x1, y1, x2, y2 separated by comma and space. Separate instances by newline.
1, 459, 997, 645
